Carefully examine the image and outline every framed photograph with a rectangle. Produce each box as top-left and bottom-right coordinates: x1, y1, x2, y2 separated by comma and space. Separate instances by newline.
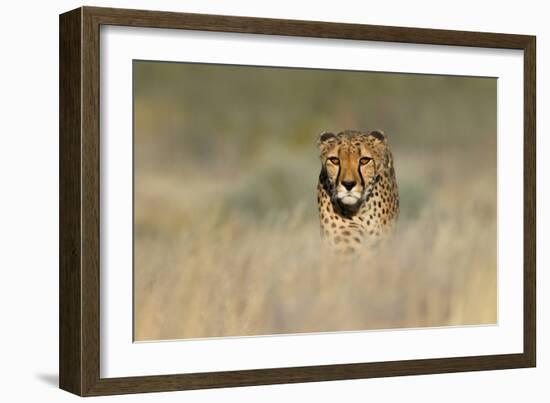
59, 6, 536, 396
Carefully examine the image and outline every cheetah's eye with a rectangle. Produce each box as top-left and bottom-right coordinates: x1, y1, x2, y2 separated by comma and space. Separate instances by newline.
328, 157, 340, 165
360, 157, 372, 165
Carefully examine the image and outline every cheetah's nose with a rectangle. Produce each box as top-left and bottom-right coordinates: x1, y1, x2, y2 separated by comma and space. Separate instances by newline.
342, 181, 356, 191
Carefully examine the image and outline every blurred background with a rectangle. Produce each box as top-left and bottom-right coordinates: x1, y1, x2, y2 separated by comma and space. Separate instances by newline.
133, 61, 497, 341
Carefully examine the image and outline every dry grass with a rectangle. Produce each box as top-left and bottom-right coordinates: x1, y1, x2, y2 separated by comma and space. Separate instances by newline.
134, 151, 496, 341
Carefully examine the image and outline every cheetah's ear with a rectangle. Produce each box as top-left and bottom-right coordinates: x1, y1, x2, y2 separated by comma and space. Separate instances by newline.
318, 131, 336, 144
318, 131, 336, 152
368, 130, 386, 142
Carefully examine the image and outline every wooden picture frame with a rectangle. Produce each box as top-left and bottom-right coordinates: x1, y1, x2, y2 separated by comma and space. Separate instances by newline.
59, 6, 536, 396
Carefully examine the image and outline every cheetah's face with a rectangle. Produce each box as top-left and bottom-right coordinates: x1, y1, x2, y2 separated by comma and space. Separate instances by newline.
318, 130, 387, 209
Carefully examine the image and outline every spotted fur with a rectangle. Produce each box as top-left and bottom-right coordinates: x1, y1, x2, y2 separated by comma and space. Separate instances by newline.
317, 130, 399, 254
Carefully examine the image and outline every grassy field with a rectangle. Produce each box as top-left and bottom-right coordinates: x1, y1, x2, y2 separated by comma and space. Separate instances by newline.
133, 61, 497, 341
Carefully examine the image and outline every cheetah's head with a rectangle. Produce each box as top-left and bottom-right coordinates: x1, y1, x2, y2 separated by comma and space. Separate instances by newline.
318, 130, 390, 213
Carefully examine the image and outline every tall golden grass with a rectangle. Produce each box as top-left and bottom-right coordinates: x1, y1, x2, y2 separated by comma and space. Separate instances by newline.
134, 149, 496, 341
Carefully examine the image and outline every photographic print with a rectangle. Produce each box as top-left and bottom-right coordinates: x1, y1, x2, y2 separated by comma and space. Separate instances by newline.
133, 61, 497, 341
60, 7, 535, 395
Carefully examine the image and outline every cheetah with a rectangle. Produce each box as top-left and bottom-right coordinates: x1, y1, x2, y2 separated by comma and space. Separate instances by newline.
317, 129, 399, 254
